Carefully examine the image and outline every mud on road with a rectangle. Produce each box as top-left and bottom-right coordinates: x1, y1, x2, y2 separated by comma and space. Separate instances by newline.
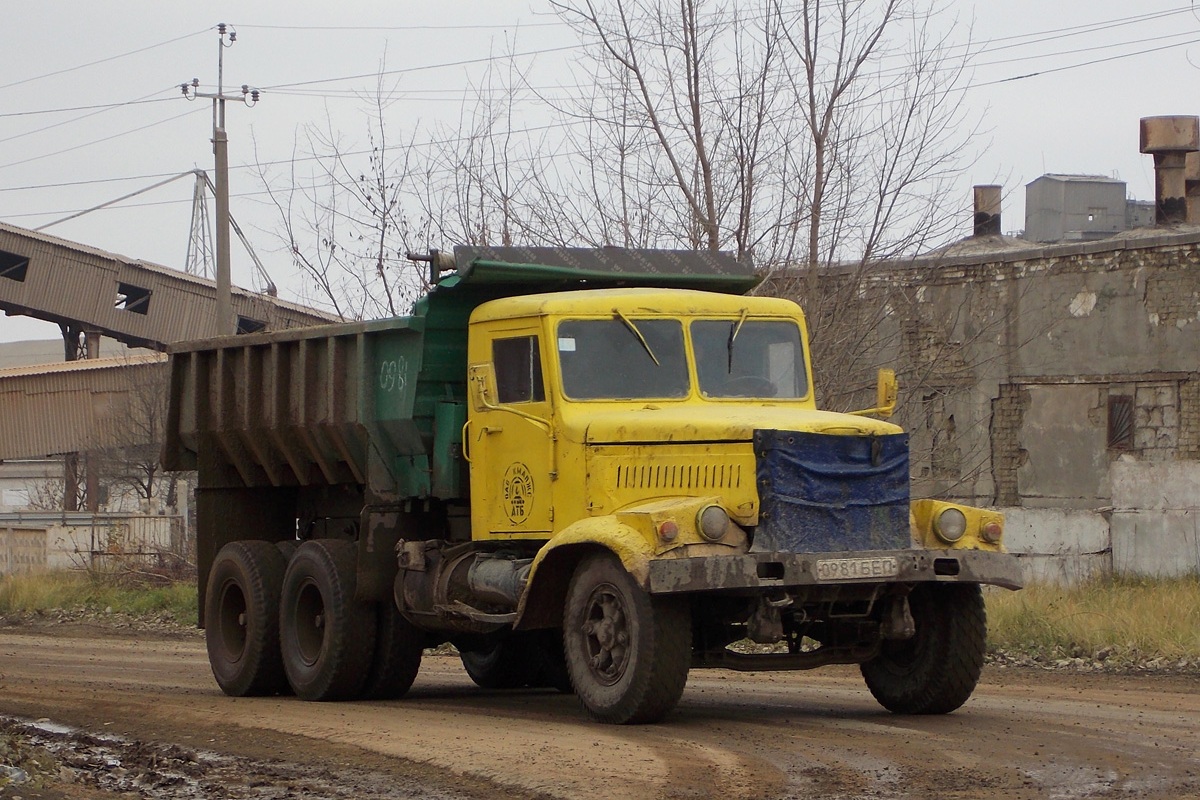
1, 622, 1198, 800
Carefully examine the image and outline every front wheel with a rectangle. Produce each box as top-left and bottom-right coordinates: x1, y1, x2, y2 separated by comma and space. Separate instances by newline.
563, 553, 691, 724
860, 583, 987, 714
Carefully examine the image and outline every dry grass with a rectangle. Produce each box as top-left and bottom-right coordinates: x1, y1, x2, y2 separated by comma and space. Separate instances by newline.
986, 576, 1200, 661
0, 570, 195, 621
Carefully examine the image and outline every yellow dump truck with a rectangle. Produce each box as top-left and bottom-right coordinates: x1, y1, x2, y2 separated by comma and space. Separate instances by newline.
164, 246, 1021, 724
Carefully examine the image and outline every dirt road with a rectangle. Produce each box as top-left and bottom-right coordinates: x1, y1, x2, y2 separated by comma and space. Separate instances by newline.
1, 624, 1198, 799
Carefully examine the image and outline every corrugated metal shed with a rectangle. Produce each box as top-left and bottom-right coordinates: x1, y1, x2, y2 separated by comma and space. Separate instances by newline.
0, 221, 336, 349
0, 354, 168, 459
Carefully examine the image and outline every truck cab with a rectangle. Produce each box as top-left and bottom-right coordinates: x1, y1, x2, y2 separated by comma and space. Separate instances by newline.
467, 288, 823, 540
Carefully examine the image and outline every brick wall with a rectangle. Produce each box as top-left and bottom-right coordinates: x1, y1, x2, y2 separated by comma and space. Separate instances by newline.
990, 384, 1029, 506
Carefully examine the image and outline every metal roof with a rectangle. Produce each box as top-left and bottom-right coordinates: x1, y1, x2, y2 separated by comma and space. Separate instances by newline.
0, 352, 165, 379
0, 356, 169, 459
1027, 173, 1125, 185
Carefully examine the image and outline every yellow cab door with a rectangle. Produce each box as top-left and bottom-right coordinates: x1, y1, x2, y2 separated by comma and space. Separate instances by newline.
466, 322, 555, 537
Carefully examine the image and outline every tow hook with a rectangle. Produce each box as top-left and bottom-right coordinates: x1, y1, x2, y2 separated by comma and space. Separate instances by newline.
881, 595, 915, 640
747, 592, 792, 644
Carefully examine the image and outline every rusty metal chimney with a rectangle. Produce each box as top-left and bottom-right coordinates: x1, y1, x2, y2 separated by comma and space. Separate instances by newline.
1139, 116, 1200, 225
972, 185, 1002, 236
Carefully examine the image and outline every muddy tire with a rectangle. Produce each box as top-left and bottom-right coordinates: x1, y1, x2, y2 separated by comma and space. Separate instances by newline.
276, 539, 299, 562
532, 629, 574, 694
205, 540, 289, 697
280, 540, 377, 701
860, 583, 987, 715
359, 600, 423, 700
563, 553, 691, 724
460, 637, 537, 689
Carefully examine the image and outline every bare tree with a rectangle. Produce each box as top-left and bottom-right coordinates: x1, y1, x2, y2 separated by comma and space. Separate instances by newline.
260, 59, 430, 320
98, 359, 174, 508
547, 0, 976, 271
546, 0, 789, 257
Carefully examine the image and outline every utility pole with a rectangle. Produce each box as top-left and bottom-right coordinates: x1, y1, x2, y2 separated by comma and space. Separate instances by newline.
181, 23, 259, 336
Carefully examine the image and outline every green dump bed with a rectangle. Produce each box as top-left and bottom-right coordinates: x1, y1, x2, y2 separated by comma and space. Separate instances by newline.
164, 313, 450, 493
163, 246, 757, 497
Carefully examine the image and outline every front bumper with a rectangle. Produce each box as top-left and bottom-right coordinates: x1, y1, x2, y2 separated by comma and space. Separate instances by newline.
647, 548, 1023, 595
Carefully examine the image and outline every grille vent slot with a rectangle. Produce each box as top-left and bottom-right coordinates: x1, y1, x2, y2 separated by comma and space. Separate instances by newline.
614, 462, 742, 490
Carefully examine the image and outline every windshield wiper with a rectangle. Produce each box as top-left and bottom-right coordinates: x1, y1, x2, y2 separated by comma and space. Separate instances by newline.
727, 307, 749, 372
614, 309, 660, 366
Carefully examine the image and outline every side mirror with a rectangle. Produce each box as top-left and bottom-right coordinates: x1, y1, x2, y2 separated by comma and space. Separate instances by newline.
847, 368, 899, 418
876, 369, 898, 419
467, 363, 498, 413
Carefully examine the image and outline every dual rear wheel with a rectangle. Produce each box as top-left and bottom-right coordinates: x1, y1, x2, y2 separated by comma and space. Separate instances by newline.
204, 539, 422, 701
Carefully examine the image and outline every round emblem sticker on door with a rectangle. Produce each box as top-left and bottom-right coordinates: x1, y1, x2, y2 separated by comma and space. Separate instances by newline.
503, 462, 535, 524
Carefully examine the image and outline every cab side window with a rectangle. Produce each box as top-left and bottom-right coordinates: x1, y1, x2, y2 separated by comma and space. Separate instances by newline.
493, 336, 545, 403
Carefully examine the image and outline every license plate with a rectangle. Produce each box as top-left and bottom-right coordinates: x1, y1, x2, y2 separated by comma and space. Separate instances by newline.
816, 556, 899, 581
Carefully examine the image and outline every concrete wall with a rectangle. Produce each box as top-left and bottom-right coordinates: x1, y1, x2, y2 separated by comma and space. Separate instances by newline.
0, 514, 182, 575
1000, 507, 1112, 585
0, 459, 59, 511
1111, 461, 1200, 577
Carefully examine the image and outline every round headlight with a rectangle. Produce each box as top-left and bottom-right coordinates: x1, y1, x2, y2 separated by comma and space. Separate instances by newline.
934, 508, 967, 543
697, 505, 730, 541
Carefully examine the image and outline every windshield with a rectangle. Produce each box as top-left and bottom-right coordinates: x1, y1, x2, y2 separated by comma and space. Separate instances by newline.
557, 318, 688, 399
692, 319, 808, 398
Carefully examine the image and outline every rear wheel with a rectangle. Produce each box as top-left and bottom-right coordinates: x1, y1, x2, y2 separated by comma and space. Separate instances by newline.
280, 539, 376, 701
532, 629, 574, 694
563, 553, 691, 724
860, 583, 987, 714
204, 540, 289, 696
460, 636, 537, 689
360, 600, 423, 700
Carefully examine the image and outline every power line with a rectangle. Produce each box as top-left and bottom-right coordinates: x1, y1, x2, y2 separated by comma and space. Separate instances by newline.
33, 172, 196, 231
0, 107, 206, 171
972, 27, 1200, 70
260, 44, 583, 91
0, 97, 177, 119
971, 33, 1200, 88
2, 6, 1194, 192
4, 8, 1189, 119
0, 171, 183, 193
0, 89, 178, 147
0, 28, 211, 91
1, 10, 1193, 197
233, 21, 565, 31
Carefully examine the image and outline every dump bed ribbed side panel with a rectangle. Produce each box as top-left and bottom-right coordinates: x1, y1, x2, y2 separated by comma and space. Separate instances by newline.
164, 317, 425, 489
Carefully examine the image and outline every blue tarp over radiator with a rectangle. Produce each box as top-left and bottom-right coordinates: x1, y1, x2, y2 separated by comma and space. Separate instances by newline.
751, 429, 911, 553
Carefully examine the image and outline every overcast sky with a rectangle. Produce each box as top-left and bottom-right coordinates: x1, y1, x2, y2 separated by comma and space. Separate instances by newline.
2, 1, 1197, 343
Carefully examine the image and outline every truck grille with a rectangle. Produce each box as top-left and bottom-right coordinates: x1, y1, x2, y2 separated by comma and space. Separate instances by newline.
614, 461, 743, 490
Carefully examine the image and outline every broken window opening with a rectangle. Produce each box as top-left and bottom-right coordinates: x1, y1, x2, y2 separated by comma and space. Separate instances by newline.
0, 251, 29, 282
237, 316, 267, 334
115, 282, 151, 315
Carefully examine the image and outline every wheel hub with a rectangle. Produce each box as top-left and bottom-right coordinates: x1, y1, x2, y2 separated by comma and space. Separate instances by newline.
581, 587, 630, 685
